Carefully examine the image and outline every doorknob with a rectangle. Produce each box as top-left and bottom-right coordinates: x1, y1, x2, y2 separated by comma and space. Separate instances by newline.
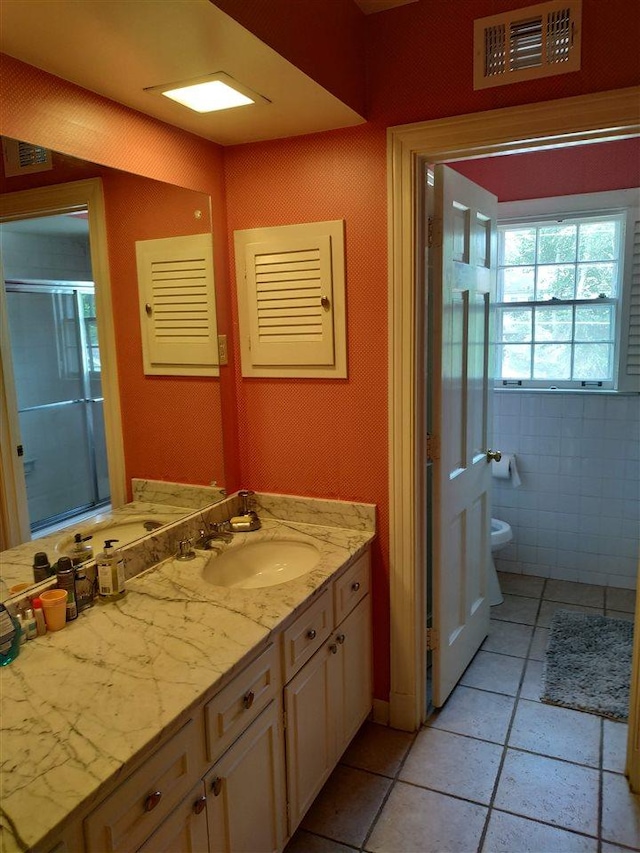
486, 449, 502, 462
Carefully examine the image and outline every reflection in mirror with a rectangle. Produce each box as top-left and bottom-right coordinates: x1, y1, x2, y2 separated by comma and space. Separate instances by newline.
0, 147, 227, 597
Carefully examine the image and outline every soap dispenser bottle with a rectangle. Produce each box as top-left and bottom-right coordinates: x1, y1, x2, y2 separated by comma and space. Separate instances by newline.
97, 540, 126, 602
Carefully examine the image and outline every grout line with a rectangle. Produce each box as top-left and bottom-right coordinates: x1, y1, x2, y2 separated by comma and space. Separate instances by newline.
475, 578, 547, 852
358, 729, 420, 852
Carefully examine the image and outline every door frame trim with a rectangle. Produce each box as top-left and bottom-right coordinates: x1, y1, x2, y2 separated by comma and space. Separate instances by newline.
387, 85, 640, 731
0, 178, 127, 540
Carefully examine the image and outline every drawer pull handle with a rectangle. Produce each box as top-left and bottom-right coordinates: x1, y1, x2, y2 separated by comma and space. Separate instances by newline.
193, 795, 207, 815
144, 791, 162, 812
351, 581, 361, 592
307, 629, 317, 640
211, 776, 223, 797
329, 643, 338, 654
336, 633, 346, 644
243, 690, 255, 710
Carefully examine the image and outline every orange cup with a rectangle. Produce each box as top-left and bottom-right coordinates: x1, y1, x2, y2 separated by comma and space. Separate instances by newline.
40, 589, 68, 631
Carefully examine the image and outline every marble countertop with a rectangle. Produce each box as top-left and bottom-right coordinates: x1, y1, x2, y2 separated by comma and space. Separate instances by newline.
0, 501, 195, 597
0, 514, 374, 853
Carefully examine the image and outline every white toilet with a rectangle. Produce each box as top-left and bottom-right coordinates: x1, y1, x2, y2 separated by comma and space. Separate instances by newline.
488, 518, 513, 606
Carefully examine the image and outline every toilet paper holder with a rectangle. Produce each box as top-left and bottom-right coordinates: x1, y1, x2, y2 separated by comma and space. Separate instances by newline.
486, 449, 502, 462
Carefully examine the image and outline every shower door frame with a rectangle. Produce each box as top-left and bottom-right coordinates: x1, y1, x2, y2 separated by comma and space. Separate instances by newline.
0, 178, 126, 546
5, 279, 110, 531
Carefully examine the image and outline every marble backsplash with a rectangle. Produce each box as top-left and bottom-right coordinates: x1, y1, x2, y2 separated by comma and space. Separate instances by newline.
132, 478, 227, 509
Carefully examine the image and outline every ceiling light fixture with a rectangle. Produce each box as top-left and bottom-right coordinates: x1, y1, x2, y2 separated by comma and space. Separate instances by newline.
145, 72, 268, 114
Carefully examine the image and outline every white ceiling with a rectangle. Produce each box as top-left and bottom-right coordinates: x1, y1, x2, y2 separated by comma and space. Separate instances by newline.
0, 0, 365, 146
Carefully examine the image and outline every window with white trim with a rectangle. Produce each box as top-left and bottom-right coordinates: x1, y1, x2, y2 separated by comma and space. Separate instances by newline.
494, 190, 640, 392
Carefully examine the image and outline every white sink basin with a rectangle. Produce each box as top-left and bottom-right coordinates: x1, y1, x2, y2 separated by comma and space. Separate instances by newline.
55, 515, 174, 556
201, 539, 320, 589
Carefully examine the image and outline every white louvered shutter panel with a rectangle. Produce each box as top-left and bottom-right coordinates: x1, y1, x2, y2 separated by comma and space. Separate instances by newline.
245, 235, 334, 367
235, 220, 347, 378
136, 234, 219, 376
474, 0, 581, 90
620, 217, 640, 387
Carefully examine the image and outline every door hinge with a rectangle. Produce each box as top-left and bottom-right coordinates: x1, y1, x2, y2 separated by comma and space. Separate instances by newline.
426, 627, 439, 652
17, 444, 24, 457
426, 433, 439, 463
427, 217, 442, 249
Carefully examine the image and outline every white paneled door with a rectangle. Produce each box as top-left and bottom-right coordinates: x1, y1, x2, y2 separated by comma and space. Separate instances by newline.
432, 165, 498, 706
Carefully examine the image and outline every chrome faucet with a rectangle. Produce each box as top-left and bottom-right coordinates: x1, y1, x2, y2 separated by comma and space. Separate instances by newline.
195, 522, 233, 549
176, 538, 196, 560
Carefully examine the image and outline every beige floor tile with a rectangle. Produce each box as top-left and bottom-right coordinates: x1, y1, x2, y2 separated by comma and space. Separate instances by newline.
340, 721, 414, 778
365, 781, 487, 853
508, 698, 601, 767
537, 600, 603, 629
482, 810, 598, 853
482, 620, 534, 658
601, 770, 640, 849
606, 587, 637, 613
603, 719, 629, 774
491, 593, 540, 625
529, 626, 550, 661
498, 572, 545, 598
399, 727, 502, 805
301, 765, 391, 848
460, 650, 525, 696
494, 749, 599, 835
544, 579, 605, 608
428, 685, 515, 743
285, 830, 358, 852
520, 659, 543, 702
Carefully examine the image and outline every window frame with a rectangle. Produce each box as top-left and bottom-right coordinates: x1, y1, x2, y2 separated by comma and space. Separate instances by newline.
494, 189, 640, 392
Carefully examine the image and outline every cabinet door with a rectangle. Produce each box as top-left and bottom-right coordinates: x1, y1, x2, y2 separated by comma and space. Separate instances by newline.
284, 641, 336, 834
204, 700, 286, 853
137, 782, 209, 853
335, 595, 372, 757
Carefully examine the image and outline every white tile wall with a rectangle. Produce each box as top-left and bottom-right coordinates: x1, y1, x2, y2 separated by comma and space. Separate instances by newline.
2, 231, 92, 281
492, 392, 639, 590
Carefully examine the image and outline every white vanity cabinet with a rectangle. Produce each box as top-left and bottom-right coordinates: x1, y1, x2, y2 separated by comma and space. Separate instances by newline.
284, 551, 371, 834
204, 700, 286, 853
78, 547, 371, 853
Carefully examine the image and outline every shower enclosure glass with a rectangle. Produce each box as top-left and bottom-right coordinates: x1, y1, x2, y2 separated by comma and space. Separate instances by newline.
5, 282, 110, 531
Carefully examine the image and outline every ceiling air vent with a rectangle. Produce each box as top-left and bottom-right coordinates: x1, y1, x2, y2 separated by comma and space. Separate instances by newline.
2, 137, 53, 177
474, 0, 581, 90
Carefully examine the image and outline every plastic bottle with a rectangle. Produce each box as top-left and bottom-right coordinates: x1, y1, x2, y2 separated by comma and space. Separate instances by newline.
23, 608, 37, 640
75, 566, 95, 612
70, 534, 93, 566
32, 598, 47, 636
15, 614, 27, 644
97, 540, 126, 602
32, 551, 52, 583
0, 604, 21, 665
55, 557, 78, 621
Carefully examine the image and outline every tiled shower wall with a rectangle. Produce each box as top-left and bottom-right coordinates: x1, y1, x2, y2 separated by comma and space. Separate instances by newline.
491, 391, 639, 590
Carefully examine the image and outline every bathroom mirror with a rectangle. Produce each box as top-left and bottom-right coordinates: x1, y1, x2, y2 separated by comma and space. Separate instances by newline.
0, 147, 227, 597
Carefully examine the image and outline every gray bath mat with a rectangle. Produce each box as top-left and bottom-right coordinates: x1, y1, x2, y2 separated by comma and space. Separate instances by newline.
542, 609, 633, 722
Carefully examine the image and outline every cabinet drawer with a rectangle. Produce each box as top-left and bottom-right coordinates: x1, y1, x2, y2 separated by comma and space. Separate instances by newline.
334, 551, 370, 625
282, 588, 332, 682
84, 720, 199, 853
204, 643, 280, 763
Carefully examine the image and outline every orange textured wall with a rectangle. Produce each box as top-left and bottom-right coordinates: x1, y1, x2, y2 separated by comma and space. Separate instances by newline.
450, 138, 640, 201
365, 0, 640, 125
0, 54, 240, 491
101, 172, 226, 493
224, 124, 390, 697
212, 0, 366, 116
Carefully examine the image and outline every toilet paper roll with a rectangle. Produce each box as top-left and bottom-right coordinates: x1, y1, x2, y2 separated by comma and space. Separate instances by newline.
491, 453, 521, 487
